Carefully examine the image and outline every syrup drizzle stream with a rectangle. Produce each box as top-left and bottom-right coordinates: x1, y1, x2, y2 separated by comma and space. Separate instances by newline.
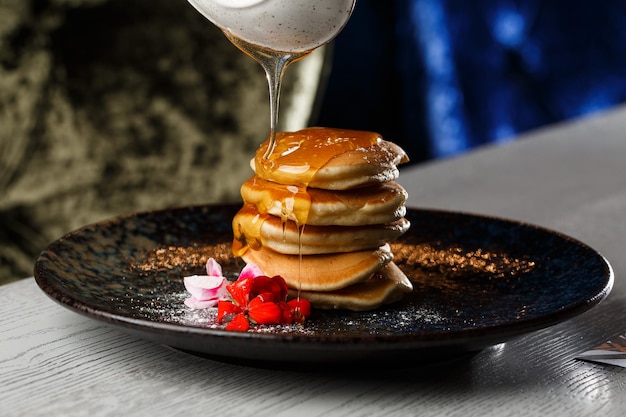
223, 33, 311, 304
225, 33, 310, 159
297, 223, 304, 299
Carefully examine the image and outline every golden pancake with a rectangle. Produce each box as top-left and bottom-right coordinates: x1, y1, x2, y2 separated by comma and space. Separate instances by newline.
231, 126, 413, 311
251, 127, 408, 190
240, 177, 408, 226
291, 262, 413, 311
241, 244, 393, 291
232, 204, 410, 256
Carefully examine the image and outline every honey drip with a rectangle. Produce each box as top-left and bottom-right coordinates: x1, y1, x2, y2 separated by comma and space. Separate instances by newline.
223, 35, 325, 301
232, 204, 266, 257
224, 33, 310, 159
297, 223, 305, 297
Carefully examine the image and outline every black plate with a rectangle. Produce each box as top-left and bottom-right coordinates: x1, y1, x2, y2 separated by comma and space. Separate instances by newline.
34, 204, 613, 366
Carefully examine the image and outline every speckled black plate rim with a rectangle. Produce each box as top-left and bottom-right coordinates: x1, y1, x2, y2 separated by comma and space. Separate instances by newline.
33, 204, 615, 361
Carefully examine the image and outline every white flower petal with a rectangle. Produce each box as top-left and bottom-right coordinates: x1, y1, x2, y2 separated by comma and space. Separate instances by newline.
238, 262, 264, 280
184, 275, 227, 300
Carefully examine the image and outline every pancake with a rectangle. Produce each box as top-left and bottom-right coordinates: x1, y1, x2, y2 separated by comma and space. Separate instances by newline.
232, 203, 411, 255
291, 262, 413, 311
251, 127, 409, 190
241, 244, 393, 291
232, 127, 413, 311
240, 177, 408, 226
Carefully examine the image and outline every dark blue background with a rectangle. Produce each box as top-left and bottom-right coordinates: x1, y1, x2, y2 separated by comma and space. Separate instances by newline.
316, 0, 626, 164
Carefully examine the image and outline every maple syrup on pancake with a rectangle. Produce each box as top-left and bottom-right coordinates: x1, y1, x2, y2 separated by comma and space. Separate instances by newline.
255, 127, 381, 185
232, 204, 264, 257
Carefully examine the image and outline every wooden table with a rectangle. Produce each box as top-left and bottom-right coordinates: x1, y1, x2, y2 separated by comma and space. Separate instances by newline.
2, 107, 626, 416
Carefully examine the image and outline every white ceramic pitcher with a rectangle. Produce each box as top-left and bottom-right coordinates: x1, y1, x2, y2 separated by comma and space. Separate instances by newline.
186, 0, 356, 53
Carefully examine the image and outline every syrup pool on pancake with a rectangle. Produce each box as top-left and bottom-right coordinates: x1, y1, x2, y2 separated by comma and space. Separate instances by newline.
253, 127, 380, 189
186, 0, 357, 158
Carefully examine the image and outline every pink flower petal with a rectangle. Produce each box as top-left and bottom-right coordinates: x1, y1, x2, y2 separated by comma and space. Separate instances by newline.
206, 258, 223, 277
184, 275, 229, 303
238, 262, 264, 281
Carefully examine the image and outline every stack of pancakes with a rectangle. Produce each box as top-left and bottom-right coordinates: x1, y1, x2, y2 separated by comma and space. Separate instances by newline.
232, 127, 413, 310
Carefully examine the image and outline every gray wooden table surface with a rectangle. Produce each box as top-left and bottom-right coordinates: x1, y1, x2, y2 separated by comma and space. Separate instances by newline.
2, 107, 626, 416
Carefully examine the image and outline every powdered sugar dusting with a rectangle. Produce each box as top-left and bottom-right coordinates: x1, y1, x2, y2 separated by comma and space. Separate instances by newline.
123, 283, 447, 336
